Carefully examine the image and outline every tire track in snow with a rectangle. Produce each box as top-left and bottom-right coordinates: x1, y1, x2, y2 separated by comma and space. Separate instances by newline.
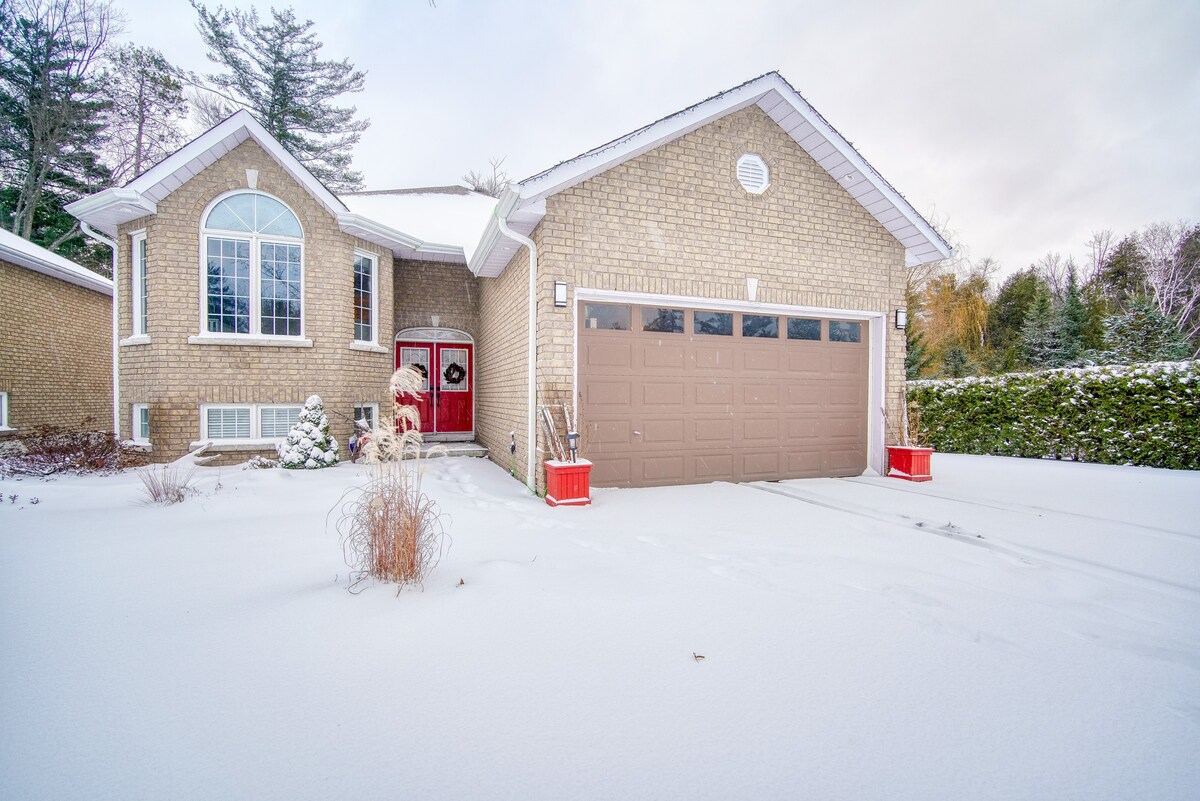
745, 481, 1200, 603
840, 476, 1199, 543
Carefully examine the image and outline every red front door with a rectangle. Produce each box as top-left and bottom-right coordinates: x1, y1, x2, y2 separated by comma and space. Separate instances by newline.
394, 340, 473, 434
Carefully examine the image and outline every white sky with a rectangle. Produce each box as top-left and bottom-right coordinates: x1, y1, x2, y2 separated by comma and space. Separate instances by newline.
118, 0, 1199, 278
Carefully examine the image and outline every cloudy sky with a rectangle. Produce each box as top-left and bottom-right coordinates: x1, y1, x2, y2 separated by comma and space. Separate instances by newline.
118, 0, 1199, 278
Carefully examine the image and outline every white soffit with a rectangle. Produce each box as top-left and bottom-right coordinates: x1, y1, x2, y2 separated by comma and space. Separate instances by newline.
67, 110, 347, 237
474, 71, 951, 275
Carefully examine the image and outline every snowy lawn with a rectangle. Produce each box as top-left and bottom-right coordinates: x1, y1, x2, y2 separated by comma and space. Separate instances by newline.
1, 454, 1198, 800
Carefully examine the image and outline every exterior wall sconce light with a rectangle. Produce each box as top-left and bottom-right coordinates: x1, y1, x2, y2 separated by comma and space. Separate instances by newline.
895, 309, 907, 330
554, 281, 568, 308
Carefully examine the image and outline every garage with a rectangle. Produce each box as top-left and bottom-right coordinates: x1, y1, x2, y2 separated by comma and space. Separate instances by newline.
579, 301, 870, 488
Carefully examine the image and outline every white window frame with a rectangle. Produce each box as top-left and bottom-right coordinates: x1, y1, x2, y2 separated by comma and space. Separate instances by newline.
131, 230, 148, 337
131, 403, 150, 444
197, 402, 303, 449
352, 250, 378, 346
0, 391, 11, 431
353, 402, 379, 431
196, 190, 307, 343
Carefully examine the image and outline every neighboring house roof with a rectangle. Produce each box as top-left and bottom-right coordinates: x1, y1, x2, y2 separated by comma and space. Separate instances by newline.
469, 71, 953, 277
341, 188, 498, 264
0, 228, 112, 296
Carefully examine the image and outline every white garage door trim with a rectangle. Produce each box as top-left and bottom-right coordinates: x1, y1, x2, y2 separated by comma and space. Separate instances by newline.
573, 287, 888, 478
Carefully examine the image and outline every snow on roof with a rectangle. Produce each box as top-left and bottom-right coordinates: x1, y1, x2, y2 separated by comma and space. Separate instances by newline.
341, 188, 498, 264
0, 228, 112, 295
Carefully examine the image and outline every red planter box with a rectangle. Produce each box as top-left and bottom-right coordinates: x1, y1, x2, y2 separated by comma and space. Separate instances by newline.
545, 459, 592, 507
886, 446, 934, 482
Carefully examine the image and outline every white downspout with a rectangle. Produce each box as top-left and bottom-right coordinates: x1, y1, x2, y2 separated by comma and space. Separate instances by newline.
495, 198, 538, 492
80, 222, 119, 438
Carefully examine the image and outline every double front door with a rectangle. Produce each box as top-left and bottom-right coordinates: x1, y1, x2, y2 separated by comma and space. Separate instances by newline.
395, 339, 473, 435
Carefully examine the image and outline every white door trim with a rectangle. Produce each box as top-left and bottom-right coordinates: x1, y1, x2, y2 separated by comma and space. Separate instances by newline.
572, 287, 887, 477
394, 329, 476, 441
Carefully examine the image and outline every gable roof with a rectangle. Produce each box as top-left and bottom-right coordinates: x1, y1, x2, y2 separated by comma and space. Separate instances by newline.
0, 228, 112, 295
469, 71, 952, 277
65, 112, 476, 263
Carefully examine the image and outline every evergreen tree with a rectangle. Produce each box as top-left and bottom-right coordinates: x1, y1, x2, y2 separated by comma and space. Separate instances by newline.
102, 44, 189, 183
0, 0, 115, 244
1019, 286, 1057, 368
1103, 298, 1191, 364
278, 395, 340, 468
905, 326, 935, 379
987, 268, 1044, 354
192, 3, 369, 192
1050, 265, 1087, 365
1096, 235, 1146, 305
940, 345, 971, 378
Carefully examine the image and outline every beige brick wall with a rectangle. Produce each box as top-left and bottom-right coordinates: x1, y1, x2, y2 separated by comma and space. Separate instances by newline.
393, 258, 480, 338
479, 104, 907, 490
0, 260, 113, 434
114, 139, 395, 464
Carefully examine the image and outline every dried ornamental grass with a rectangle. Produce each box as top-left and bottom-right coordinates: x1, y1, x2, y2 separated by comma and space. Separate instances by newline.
333, 366, 449, 592
138, 464, 197, 505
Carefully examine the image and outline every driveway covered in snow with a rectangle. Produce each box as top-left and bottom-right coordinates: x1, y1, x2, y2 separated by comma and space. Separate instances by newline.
1, 454, 1198, 800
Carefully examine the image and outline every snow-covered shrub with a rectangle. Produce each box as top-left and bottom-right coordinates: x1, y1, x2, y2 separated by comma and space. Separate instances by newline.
242, 455, 278, 470
909, 360, 1199, 469
334, 367, 447, 590
0, 422, 144, 478
277, 396, 339, 469
138, 464, 196, 505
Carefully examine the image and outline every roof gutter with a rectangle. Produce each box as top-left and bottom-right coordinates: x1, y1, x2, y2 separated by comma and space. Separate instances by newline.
493, 187, 539, 492
80, 222, 119, 438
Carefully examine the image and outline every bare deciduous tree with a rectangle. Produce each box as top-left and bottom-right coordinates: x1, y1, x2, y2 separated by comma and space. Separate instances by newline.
462, 156, 509, 198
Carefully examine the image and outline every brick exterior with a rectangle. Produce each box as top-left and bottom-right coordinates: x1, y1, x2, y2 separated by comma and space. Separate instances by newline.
0, 259, 113, 434
393, 258, 480, 338
477, 105, 907, 490
114, 139, 394, 464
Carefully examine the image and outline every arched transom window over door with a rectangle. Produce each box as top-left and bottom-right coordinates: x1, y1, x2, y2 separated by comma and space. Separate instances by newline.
202, 191, 305, 337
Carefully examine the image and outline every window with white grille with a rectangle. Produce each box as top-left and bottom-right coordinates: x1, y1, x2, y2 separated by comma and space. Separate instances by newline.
205, 407, 251, 439
736, 154, 769, 194
259, 406, 302, 438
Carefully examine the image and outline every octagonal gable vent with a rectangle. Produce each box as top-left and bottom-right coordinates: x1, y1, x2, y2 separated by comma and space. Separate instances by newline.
736, 153, 769, 194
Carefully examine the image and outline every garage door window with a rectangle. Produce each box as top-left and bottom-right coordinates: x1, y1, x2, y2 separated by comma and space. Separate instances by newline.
584, 303, 630, 330
694, 311, 733, 336
829, 321, 862, 343
742, 314, 778, 338
642, 307, 684, 333
787, 318, 822, 340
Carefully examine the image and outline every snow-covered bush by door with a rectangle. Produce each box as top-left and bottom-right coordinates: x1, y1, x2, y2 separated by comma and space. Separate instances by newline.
278, 395, 340, 469
909, 360, 1199, 469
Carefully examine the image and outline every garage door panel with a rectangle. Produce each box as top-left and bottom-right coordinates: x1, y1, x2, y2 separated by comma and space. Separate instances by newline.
742, 418, 780, 440
588, 342, 633, 368
695, 346, 735, 370
581, 304, 870, 488
694, 383, 733, 406
587, 380, 632, 407
743, 384, 780, 406
642, 344, 685, 369
693, 417, 734, 443
642, 419, 685, 445
642, 382, 684, 406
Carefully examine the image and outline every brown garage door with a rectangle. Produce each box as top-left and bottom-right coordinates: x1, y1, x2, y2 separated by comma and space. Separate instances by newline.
579, 302, 869, 488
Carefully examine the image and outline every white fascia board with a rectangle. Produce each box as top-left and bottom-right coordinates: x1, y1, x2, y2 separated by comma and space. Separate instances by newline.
467, 185, 520, 276
337, 212, 466, 262
65, 188, 156, 231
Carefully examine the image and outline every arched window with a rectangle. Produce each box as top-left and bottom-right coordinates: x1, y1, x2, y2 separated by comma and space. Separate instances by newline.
202, 191, 304, 337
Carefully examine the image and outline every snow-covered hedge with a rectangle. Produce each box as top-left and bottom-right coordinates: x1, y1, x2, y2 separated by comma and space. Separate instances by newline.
909, 360, 1200, 469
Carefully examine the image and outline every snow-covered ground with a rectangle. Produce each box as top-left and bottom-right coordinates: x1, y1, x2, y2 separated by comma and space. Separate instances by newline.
1, 454, 1198, 800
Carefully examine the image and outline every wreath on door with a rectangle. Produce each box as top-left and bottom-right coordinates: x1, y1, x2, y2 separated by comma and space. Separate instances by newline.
409, 362, 428, 381
443, 362, 466, 385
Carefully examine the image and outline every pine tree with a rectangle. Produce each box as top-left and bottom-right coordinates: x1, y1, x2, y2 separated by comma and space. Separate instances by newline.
1103, 298, 1191, 364
940, 345, 971, 378
905, 326, 934, 379
1050, 265, 1087, 366
0, 0, 115, 244
278, 395, 340, 469
102, 45, 189, 183
1019, 286, 1057, 368
192, 3, 369, 192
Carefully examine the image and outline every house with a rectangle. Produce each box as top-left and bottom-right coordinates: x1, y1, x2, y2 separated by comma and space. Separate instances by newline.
66, 71, 950, 489
0, 228, 113, 438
